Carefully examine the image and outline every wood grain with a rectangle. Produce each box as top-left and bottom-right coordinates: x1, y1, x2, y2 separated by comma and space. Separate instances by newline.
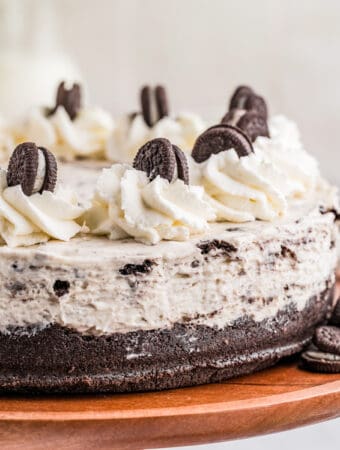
0, 358, 339, 450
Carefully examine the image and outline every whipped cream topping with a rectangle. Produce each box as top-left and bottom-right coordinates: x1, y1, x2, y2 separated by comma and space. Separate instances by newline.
195, 115, 324, 223
255, 115, 320, 197
84, 164, 215, 244
0, 169, 84, 247
20, 105, 114, 160
106, 112, 206, 163
198, 149, 289, 222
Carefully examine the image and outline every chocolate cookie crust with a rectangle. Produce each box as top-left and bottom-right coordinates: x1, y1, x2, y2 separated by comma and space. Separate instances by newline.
0, 282, 334, 394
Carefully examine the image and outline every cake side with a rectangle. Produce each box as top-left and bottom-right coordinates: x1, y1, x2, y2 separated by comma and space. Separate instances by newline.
0, 281, 334, 393
0, 204, 337, 393
0, 206, 336, 336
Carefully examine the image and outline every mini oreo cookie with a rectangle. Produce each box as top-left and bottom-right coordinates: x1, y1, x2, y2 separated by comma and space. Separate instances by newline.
7, 142, 57, 196
229, 85, 254, 110
133, 138, 189, 184
155, 85, 169, 120
237, 111, 270, 141
313, 326, 340, 355
173, 145, 189, 184
140, 85, 169, 127
191, 124, 253, 163
133, 138, 176, 182
330, 297, 340, 326
221, 108, 243, 126
301, 349, 340, 373
229, 86, 268, 119
141, 85, 154, 127
221, 109, 269, 142
40, 147, 58, 193
244, 94, 268, 119
49, 81, 81, 120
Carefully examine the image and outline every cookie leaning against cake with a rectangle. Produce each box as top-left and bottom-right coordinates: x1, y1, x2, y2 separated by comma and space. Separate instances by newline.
300, 298, 340, 373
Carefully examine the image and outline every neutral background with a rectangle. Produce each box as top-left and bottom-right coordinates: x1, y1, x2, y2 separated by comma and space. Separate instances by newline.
58, 0, 340, 184
0, 1, 339, 449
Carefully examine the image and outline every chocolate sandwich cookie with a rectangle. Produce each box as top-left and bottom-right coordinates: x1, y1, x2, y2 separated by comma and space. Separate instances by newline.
7, 142, 57, 196
313, 326, 340, 355
244, 94, 268, 119
301, 349, 340, 373
229, 85, 254, 110
49, 81, 82, 120
140, 85, 169, 127
330, 297, 340, 326
191, 124, 253, 163
237, 111, 270, 141
133, 138, 189, 184
221, 109, 269, 142
229, 85, 268, 118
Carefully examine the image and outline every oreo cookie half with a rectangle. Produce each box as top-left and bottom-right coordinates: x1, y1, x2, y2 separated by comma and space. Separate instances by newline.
229, 85, 254, 110
301, 349, 340, 373
313, 326, 340, 355
221, 110, 270, 142
155, 85, 169, 120
49, 81, 82, 120
7, 142, 58, 196
173, 145, 189, 185
133, 138, 176, 182
133, 138, 189, 184
191, 124, 253, 163
330, 297, 340, 326
229, 86, 268, 118
237, 111, 270, 141
140, 85, 169, 127
244, 94, 268, 119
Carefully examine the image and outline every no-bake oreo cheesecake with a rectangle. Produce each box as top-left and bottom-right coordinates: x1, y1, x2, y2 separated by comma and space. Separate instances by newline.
0, 85, 338, 393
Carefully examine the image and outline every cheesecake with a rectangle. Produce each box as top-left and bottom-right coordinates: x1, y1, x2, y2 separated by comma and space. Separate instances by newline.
0, 85, 338, 393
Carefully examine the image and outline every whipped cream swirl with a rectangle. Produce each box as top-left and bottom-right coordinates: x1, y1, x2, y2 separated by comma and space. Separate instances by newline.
106, 112, 206, 163
255, 115, 320, 197
0, 170, 84, 247
20, 106, 114, 160
84, 164, 215, 244
199, 149, 289, 222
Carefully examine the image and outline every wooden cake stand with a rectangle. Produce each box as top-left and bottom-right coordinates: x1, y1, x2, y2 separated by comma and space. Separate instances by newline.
0, 358, 339, 450
1, 282, 339, 449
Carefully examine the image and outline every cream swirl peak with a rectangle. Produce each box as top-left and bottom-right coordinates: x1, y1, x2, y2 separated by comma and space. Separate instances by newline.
0, 143, 84, 247
85, 139, 215, 245
106, 85, 206, 163
19, 82, 114, 160
254, 115, 320, 197
192, 124, 289, 222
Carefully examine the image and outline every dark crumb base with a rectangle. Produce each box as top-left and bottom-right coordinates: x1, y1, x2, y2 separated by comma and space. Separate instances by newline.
0, 282, 334, 394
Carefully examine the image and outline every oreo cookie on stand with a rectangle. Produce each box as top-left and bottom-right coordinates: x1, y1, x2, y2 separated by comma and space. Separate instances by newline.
133, 138, 189, 184
140, 85, 169, 127
191, 124, 253, 163
7, 142, 57, 196
301, 323, 340, 374
301, 349, 340, 374
48, 81, 82, 120
313, 326, 340, 356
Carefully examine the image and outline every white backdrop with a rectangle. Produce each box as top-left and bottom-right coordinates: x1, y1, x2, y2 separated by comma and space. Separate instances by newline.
56, 0, 340, 184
